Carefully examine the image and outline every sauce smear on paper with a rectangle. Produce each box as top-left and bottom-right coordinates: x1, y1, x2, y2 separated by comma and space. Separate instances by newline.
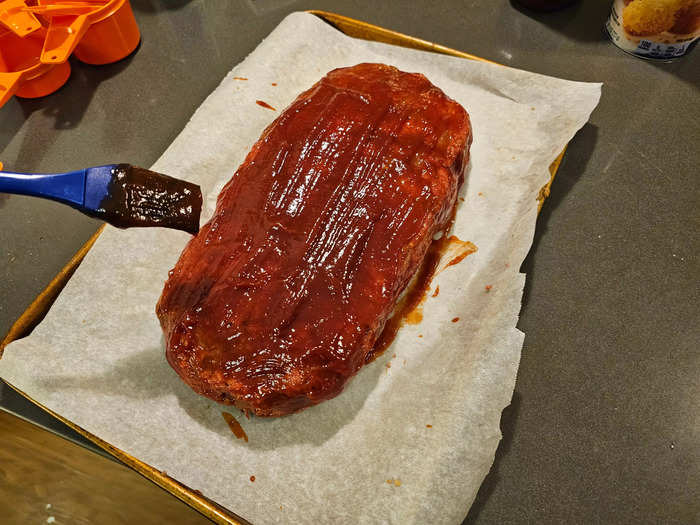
222, 412, 248, 442
441, 236, 478, 270
256, 100, 276, 110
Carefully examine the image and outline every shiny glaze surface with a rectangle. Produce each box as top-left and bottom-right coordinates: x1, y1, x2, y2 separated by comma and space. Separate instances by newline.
95, 165, 202, 234
157, 63, 471, 416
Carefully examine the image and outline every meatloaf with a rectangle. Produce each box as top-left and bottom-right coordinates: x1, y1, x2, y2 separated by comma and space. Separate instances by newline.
156, 63, 472, 416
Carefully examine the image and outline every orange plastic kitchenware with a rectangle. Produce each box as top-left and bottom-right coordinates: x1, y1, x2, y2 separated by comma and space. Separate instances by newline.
0, 0, 41, 36
0, 0, 141, 109
34, 0, 140, 66
74, 0, 140, 65
0, 26, 70, 106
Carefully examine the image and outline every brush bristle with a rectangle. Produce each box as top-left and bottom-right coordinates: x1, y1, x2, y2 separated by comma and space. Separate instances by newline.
97, 165, 202, 234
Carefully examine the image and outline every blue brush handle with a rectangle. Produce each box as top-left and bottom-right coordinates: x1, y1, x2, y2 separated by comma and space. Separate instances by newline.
0, 165, 117, 210
0, 169, 87, 207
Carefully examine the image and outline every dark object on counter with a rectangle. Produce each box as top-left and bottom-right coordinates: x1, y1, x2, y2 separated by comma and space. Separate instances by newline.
157, 63, 472, 417
0, 164, 202, 234
514, 0, 578, 11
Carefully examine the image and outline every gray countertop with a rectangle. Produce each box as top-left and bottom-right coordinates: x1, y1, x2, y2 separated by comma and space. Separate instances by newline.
1, 1, 698, 523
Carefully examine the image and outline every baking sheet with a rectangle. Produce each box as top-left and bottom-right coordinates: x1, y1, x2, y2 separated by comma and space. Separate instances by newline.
0, 12, 601, 524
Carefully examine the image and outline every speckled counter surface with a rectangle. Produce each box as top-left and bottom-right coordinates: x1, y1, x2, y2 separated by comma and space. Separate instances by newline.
1, 1, 698, 523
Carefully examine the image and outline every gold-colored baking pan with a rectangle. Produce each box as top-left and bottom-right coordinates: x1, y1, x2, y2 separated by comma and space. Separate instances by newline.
0, 11, 566, 525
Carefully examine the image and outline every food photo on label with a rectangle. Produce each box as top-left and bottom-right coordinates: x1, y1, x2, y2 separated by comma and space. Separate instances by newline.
606, 0, 700, 59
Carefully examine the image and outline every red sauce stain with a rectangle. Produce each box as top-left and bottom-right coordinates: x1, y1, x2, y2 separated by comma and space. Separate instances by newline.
405, 308, 423, 325
432, 285, 440, 297
222, 412, 248, 442
439, 236, 478, 272
451, 317, 460, 323
417, 334, 423, 338
447, 253, 469, 267
250, 476, 256, 482
385, 362, 391, 368
459, 197, 465, 202
426, 424, 433, 428
256, 100, 276, 111
485, 284, 493, 292
478, 192, 483, 196
233, 77, 248, 81
271, 83, 277, 86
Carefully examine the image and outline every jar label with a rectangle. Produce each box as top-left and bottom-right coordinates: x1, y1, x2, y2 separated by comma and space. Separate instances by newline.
606, 0, 699, 60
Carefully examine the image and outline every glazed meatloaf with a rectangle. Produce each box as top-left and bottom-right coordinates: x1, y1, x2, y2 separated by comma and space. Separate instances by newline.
156, 63, 472, 416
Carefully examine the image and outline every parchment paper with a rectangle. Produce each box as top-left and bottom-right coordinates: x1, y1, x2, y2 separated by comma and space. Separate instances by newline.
0, 13, 601, 524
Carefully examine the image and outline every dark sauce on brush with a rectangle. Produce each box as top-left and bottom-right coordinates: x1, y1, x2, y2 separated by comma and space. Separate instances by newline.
95, 164, 202, 234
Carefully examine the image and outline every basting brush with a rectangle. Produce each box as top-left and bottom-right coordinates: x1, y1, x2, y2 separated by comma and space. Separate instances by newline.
0, 164, 202, 234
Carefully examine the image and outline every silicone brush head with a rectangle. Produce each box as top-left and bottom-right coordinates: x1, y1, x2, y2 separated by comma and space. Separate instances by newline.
84, 164, 202, 234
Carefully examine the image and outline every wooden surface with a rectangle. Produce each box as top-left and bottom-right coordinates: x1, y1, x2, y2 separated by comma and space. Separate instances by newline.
0, 410, 211, 524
